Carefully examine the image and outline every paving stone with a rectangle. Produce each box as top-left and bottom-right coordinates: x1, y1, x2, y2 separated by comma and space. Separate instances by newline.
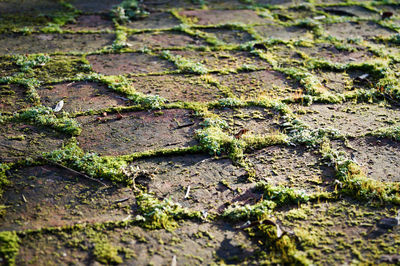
127, 31, 207, 50
142, 0, 198, 11
131, 154, 250, 211
0, 165, 133, 231
0, 33, 114, 55
200, 28, 254, 44
0, 0, 66, 14
130, 74, 224, 103
170, 50, 270, 72
254, 24, 313, 41
254, 0, 308, 6
62, 15, 114, 31
38, 81, 129, 113
0, 14, 51, 31
179, 9, 272, 25
294, 102, 400, 136
298, 43, 377, 64
320, 5, 379, 19
0, 84, 31, 113
324, 21, 396, 40
87, 53, 176, 75
248, 145, 335, 193
17, 221, 257, 265
272, 6, 319, 21
69, 0, 122, 13
278, 199, 400, 265
126, 12, 181, 30
212, 107, 281, 136
76, 109, 200, 155
0, 122, 66, 163
314, 70, 351, 93
27, 55, 90, 83
206, 0, 246, 9
214, 70, 298, 100
337, 137, 400, 183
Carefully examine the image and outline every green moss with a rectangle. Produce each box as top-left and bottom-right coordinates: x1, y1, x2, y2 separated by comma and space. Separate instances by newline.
44, 140, 128, 183
0, 163, 11, 197
285, 208, 308, 221
161, 50, 209, 74
77, 73, 166, 109
93, 239, 123, 264
370, 125, 400, 141
110, 0, 149, 24
13, 106, 81, 135
136, 193, 201, 231
320, 140, 400, 204
0, 231, 20, 266
256, 181, 310, 206
12, 54, 51, 72
222, 200, 276, 221
195, 117, 232, 155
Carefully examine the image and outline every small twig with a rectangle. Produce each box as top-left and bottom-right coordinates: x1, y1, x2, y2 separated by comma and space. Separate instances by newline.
40, 157, 109, 187
176, 122, 195, 129
114, 197, 130, 204
0, 143, 108, 187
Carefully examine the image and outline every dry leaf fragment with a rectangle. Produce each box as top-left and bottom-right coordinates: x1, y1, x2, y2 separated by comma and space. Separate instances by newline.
53, 100, 64, 112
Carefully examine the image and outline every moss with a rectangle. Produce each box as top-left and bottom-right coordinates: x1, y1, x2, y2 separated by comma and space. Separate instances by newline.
77, 73, 166, 109
110, 0, 149, 24
320, 140, 400, 204
285, 208, 308, 221
12, 54, 51, 72
13, 106, 81, 135
44, 139, 128, 184
256, 181, 310, 206
0, 231, 20, 266
0, 163, 11, 197
161, 50, 209, 74
370, 125, 400, 141
195, 117, 233, 155
136, 193, 201, 231
222, 200, 277, 221
93, 238, 123, 264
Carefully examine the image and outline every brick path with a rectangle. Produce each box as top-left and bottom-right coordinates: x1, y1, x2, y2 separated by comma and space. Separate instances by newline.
0, 0, 400, 265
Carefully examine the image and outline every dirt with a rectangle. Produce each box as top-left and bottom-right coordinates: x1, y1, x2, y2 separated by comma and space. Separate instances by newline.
1, 0, 400, 265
